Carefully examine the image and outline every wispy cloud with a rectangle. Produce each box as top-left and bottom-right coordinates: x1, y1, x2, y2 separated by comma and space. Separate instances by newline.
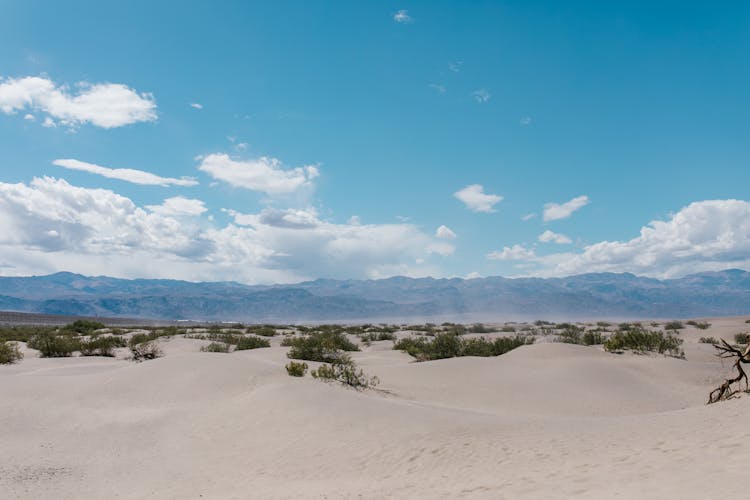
543, 195, 589, 222
394, 10, 411, 23
520, 116, 532, 126
521, 213, 537, 221
454, 184, 503, 213
429, 83, 446, 94
0, 76, 156, 128
189, 102, 203, 109
53, 158, 198, 187
472, 89, 491, 103
449, 61, 463, 73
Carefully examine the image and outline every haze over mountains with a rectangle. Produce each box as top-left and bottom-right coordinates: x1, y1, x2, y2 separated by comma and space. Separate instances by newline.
1, 270, 749, 322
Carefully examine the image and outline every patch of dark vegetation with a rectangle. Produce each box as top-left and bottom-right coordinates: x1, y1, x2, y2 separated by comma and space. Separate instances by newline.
393, 332, 533, 361
596, 321, 611, 328
283, 330, 359, 363
359, 331, 396, 344
699, 337, 720, 345
27, 331, 81, 357
128, 335, 163, 362
0, 325, 58, 343
61, 320, 105, 335
201, 342, 231, 353
556, 325, 606, 346
534, 320, 555, 326
734, 333, 749, 345
235, 336, 271, 350
79, 336, 126, 357
664, 321, 685, 330
468, 323, 496, 334
500, 325, 516, 333
311, 354, 379, 389
245, 325, 278, 337
0, 341, 23, 364
603, 327, 684, 358
285, 360, 308, 377
686, 320, 711, 330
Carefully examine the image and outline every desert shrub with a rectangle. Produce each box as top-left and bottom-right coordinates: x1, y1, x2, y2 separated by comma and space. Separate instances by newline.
581, 330, 605, 345
468, 323, 496, 333
27, 332, 81, 357
0, 326, 58, 343
500, 326, 516, 333
699, 337, 720, 345
284, 330, 359, 362
734, 333, 749, 345
0, 341, 23, 364
285, 361, 308, 377
359, 331, 396, 343
246, 325, 278, 337
746, 319, 750, 324
534, 320, 554, 326
686, 321, 711, 330
129, 341, 163, 361
603, 327, 684, 358
557, 325, 584, 344
394, 333, 532, 361
62, 320, 106, 335
235, 336, 271, 350
201, 342, 231, 353
596, 321, 611, 328
311, 354, 379, 389
79, 336, 126, 357
664, 321, 685, 330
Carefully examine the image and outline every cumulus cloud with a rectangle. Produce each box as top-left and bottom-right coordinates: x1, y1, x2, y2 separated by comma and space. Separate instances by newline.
0, 177, 452, 283
534, 200, 750, 278
0, 76, 156, 128
53, 158, 198, 187
454, 184, 503, 213
435, 225, 456, 239
146, 197, 207, 216
394, 10, 411, 23
472, 89, 491, 103
543, 195, 589, 221
538, 230, 572, 244
197, 153, 319, 195
487, 244, 536, 261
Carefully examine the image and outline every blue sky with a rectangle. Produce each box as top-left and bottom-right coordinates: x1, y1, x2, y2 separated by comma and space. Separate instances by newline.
0, 1, 749, 283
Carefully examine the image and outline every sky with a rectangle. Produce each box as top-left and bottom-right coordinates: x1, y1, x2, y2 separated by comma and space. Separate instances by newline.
0, 0, 749, 284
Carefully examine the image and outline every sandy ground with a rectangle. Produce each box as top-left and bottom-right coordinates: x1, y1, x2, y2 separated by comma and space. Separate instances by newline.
2, 317, 750, 499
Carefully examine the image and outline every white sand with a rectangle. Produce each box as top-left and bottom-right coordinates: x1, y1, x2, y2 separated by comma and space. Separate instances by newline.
2, 318, 750, 499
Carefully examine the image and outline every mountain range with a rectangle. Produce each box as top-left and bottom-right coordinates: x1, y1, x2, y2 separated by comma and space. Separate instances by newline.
0, 270, 749, 323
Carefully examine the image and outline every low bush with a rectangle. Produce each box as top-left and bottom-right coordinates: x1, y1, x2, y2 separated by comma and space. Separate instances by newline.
0, 341, 23, 364
603, 327, 684, 358
734, 333, 749, 345
596, 321, 611, 328
235, 336, 271, 350
246, 325, 278, 337
393, 333, 533, 361
686, 320, 711, 330
283, 330, 359, 362
581, 330, 605, 345
79, 336, 126, 357
62, 320, 106, 334
359, 331, 396, 343
201, 342, 231, 353
557, 325, 585, 344
310, 354, 379, 389
699, 337, 720, 345
27, 332, 81, 357
285, 361, 308, 377
468, 323, 496, 333
500, 326, 516, 333
129, 341, 163, 361
664, 321, 685, 330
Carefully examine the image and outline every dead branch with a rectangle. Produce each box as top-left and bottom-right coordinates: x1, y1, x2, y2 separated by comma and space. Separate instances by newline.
708, 340, 750, 404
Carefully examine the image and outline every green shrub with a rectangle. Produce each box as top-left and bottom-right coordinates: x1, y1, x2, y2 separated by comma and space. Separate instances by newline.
283, 330, 359, 362
0, 326, 58, 343
596, 321, 611, 328
686, 321, 711, 330
235, 336, 271, 350
62, 320, 106, 334
603, 327, 683, 358
130, 341, 163, 361
393, 333, 533, 361
557, 325, 584, 344
79, 336, 126, 357
699, 337, 720, 345
359, 331, 397, 342
285, 361, 308, 377
245, 325, 278, 337
664, 321, 685, 330
734, 333, 749, 345
500, 326, 516, 333
0, 341, 23, 364
310, 354, 379, 389
27, 332, 81, 357
581, 330, 605, 345
468, 323, 496, 333
201, 342, 231, 353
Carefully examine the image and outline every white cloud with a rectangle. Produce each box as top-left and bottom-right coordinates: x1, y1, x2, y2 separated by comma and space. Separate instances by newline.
435, 225, 456, 239
0, 76, 156, 128
348, 215, 361, 226
0, 177, 453, 283
189, 102, 203, 109
538, 230, 572, 244
197, 153, 319, 195
487, 244, 536, 261
454, 184, 503, 213
465, 271, 482, 279
146, 197, 207, 217
520, 116, 532, 126
532, 200, 750, 278
394, 10, 411, 23
53, 158, 198, 187
235, 142, 248, 152
521, 213, 536, 221
429, 83, 446, 94
472, 89, 491, 103
543, 195, 589, 221
449, 61, 463, 73
23, 113, 35, 121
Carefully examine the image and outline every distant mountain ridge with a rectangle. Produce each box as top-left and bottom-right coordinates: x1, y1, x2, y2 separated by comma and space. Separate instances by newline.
0, 270, 749, 322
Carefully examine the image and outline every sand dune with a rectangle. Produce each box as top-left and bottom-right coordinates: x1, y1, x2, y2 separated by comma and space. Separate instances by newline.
2, 319, 750, 498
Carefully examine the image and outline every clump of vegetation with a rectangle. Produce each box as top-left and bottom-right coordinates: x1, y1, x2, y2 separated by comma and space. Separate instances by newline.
0, 325, 57, 343
393, 332, 533, 361
596, 321, 611, 328
500, 325, 516, 333
582, 330, 606, 345
556, 325, 585, 344
686, 320, 711, 330
245, 325, 278, 337
201, 342, 231, 353
27, 331, 81, 357
734, 333, 749, 345
283, 330, 359, 363
664, 321, 685, 330
235, 336, 271, 350
0, 341, 23, 364
79, 336, 126, 357
468, 323, 496, 333
310, 354, 379, 389
534, 320, 555, 326
128, 335, 163, 362
603, 327, 684, 358
285, 361, 308, 377
61, 320, 106, 335
699, 337, 720, 345
359, 331, 396, 343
